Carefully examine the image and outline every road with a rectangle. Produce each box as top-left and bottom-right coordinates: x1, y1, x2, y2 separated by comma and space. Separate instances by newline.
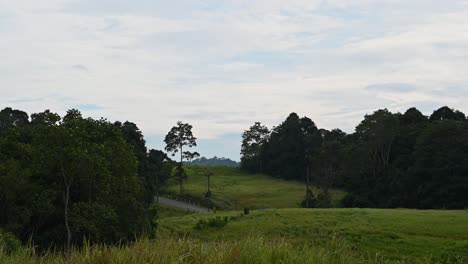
156, 196, 209, 213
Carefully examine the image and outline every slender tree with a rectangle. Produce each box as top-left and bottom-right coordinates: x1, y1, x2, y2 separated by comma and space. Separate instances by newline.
164, 121, 198, 195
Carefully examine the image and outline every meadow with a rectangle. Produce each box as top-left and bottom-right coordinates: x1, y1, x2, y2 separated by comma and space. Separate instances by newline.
164, 166, 346, 210
3, 166, 467, 263
158, 208, 468, 263
4, 208, 466, 263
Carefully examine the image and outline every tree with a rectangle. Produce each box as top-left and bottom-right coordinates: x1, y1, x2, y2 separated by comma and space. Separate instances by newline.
0, 107, 29, 130
430, 106, 465, 121
164, 121, 198, 195
0, 108, 154, 248
355, 109, 399, 203
148, 149, 172, 203
115, 121, 152, 204
410, 120, 468, 208
30, 109, 60, 126
401, 107, 427, 125
241, 122, 269, 172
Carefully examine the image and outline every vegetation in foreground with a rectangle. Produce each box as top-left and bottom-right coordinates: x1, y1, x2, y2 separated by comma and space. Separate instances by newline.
158, 208, 468, 263
164, 166, 346, 210
3, 236, 458, 264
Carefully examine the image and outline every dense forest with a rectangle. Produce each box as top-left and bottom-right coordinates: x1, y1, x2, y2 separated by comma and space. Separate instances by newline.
0, 107, 176, 248
241, 106, 468, 209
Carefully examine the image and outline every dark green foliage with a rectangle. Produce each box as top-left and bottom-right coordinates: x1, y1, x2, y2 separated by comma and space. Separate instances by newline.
241, 122, 269, 172
0, 228, 21, 254
261, 113, 322, 180
410, 121, 468, 209
242, 106, 468, 209
429, 106, 466, 121
194, 216, 229, 230
0, 107, 29, 130
244, 207, 250, 215
316, 189, 332, 208
0, 107, 174, 249
300, 189, 316, 208
164, 121, 198, 195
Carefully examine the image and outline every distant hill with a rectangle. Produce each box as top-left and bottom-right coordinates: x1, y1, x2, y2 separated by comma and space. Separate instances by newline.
185, 156, 240, 167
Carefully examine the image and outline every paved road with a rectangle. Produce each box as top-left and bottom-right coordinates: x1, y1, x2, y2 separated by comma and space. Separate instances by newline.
156, 196, 209, 213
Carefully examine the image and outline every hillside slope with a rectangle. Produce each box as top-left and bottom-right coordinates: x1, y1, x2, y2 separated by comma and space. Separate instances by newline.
158, 208, 468, 262
164, 166, 346, 210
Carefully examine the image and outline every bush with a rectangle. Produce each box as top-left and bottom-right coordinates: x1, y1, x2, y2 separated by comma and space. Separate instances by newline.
341, 193, 374, 208
244, 207, 250, 215
0, 229, 21, 254
316, 189, 332, 208
299, 189, 316, 208
194, 216, 229, 230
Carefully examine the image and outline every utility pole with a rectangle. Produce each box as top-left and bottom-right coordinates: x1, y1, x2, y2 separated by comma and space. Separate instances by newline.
306, 165, 311, 208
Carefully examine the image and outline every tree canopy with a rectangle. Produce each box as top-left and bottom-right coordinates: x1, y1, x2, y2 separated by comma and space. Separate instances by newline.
241, 106, 468, 209
164, 121, 198, 195
0, 108, 175, 249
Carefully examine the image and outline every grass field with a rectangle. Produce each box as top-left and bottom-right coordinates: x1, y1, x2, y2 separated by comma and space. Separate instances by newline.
164, 165, 346, 210
3, 166, 466, 263
158, 208, 468, 263
1, 236, 399, 264
157, 203, 196, 219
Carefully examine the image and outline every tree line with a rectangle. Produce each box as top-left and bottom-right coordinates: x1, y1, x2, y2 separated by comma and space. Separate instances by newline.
241, 106, 468, 209
0, 107, 177, 249
185, 156, 240, 167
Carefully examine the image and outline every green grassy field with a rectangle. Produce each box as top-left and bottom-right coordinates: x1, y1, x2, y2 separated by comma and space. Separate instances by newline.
157, 203, 196, 219
164, 165, 346, 210
158, 208, 468, 263
1, 236, 397, 264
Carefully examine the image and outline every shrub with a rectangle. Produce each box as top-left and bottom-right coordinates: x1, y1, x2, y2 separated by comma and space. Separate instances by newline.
0, 229, 21, 254
244, 207, 250, 215
316, 189, 332, 208
194, 216, 229, 230
341, 193, 374, 208
299, 189, 316, 208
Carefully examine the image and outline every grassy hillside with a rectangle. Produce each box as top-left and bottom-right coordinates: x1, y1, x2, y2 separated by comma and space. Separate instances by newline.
158, 208, 468, 262
164, 165, 346, 210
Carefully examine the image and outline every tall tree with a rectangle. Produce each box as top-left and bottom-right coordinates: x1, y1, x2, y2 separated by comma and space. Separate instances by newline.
148, 149, 173, 203
0, 107, 29, 130
430, 106, 466, 121
241, 122, 270, 172
410, 120, 468, 208
164, 121, 198, 195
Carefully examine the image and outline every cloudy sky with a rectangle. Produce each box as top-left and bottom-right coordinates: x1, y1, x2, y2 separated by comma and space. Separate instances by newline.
2, 0, 468, 160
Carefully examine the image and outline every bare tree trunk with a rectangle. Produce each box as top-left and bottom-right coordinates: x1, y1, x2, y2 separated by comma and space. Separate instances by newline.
179, 145, 183, 196
64, 184, 71, 251
60, 160, 71, 252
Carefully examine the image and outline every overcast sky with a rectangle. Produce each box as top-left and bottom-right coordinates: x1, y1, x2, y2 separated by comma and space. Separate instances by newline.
2, 0, 468, 160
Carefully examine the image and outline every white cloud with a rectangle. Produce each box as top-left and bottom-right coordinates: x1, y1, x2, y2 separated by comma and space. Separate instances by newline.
1, 0, 468, 158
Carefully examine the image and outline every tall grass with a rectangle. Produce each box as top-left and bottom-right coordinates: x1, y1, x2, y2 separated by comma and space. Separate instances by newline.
0, 236, 410, 264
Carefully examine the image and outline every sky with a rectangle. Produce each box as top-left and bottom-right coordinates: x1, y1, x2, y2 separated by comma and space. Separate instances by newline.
2, 0, 468, 160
